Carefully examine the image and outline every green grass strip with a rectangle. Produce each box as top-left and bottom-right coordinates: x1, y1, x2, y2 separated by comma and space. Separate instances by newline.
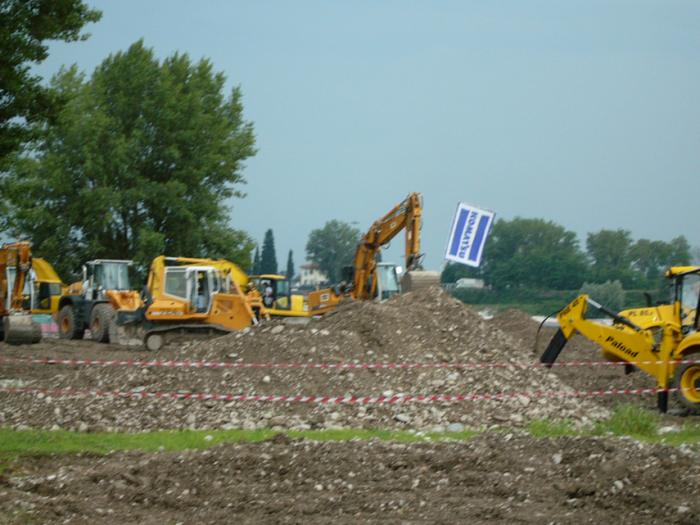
1, 405, 698, 465
0, 427, 478, 460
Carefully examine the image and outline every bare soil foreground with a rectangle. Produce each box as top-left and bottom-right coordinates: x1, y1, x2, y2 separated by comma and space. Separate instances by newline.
0, 288, 698, 523
1, 434, 698, 524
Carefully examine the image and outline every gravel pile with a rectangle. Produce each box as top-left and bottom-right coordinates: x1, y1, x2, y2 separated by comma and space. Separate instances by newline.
0, 287, 611, 432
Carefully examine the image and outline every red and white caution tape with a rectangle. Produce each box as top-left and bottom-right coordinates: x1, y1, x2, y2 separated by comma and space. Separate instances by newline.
0, 386, 678, 404
1, 356, 699, 371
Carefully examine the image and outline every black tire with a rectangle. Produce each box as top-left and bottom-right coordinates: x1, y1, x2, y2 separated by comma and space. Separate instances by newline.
90, 304, 114, 343
57, 305, 84, 340
673, 351, 700, 414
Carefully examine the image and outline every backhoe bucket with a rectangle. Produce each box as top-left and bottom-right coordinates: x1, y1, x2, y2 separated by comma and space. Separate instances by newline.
540, 329, 568, 367
2, 314, 42, 345
400, 270, 441, 292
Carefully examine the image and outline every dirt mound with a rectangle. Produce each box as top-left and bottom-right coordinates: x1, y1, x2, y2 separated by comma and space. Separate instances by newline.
489, 308, 542, 354
0, 287, 611, 432
2, 434, 698, 524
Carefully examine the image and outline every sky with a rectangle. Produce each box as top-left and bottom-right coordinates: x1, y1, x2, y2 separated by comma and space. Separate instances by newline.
35, 0, 700, 270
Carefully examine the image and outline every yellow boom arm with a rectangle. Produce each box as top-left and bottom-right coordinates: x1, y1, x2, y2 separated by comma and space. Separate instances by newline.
353, 192, 424, 300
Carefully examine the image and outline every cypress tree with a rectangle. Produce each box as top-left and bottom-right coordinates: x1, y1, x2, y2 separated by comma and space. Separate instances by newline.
252, 246, 261, 274
286, 250, 295, 280
260, 229, 278, 274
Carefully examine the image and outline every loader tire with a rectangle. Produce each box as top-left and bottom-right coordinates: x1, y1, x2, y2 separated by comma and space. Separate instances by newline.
90, 304, 114, 343
673, 352, 700, 415
57, 305, 84, 340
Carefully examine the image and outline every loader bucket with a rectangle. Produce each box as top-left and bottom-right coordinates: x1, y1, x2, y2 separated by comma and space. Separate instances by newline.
2, 314, 42, 345
540, 329, 568, 368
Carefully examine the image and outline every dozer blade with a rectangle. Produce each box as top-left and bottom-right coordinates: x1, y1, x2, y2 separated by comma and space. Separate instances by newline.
540, 329, 568, 368
401, 270, 441, 292
2, 314, 42, 345
109, 320, 144, 347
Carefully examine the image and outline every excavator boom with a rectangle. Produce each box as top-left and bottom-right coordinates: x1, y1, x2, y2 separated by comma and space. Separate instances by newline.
352, 192, 438, 300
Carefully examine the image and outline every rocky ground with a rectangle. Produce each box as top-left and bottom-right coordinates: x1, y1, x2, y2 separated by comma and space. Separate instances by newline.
0, 287, 697, 523
1, 433, 698, 524
0, 288, 618, 433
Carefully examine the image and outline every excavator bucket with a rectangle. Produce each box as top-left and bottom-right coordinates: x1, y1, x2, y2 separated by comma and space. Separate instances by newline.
2, 314, 42, 345
400, 270, 441, 292
539, 329, 568, 367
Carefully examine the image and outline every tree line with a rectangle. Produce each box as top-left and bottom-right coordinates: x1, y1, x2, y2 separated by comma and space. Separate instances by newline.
442, 218, 692, 291
1, 3, 255, 280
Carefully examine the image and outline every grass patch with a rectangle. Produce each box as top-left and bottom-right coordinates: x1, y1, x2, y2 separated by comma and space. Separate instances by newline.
0, 406, 698, 464
0, 427, 479, 463
527, 419, 578, 438
595, 405, 658, 439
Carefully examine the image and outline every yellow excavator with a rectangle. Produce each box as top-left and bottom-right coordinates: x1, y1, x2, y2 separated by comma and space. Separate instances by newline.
541, 266, 700, 413
0, 242, 42, 345
112, 256, 258, 350
307, 192, 440, 314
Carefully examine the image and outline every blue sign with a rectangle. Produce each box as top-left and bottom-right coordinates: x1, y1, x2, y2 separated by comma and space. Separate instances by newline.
445, 202, 495, 267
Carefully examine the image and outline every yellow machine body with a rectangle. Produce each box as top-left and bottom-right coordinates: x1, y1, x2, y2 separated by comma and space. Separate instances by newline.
249, 274, 310, 318
0, 241, 42, 344
541, 266, 700, 412
307, 192, 440, 314
114, 256, 257, 350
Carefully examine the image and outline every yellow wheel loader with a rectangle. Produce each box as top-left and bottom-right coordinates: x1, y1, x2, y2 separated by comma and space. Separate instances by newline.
0, 242, 42, 345
56, 260, 141, 343
113, 256, 258, 351
541, 266, 700, 413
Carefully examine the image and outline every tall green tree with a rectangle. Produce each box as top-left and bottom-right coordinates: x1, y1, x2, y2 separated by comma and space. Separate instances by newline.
586, 229, 634, 286
481, 218, 587, 290
306, 220, 361, 283
286, 249, 295, 280
666, 236, 691, 266
260, 229, 278, 274
252, 246, 261, 274
629, 239, 669, 285
1, 41, 256, 278
0, 0, 101, 169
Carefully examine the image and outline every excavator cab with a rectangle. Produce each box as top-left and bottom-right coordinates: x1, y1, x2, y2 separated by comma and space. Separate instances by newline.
375, 263, 401, 301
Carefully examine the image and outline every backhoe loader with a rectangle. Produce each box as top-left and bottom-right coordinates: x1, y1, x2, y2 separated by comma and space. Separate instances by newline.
0, 242, 42, 345
112, 256, 258, 351
307, 192, 440, 314
540, 266, 700, 413
57, 260, 141, 343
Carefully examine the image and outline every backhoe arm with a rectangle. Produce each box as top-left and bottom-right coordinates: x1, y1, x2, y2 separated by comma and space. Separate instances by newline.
540, 294, 675, 405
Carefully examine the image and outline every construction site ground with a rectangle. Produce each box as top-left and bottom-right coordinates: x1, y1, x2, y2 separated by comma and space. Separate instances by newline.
1, 288, 698, 523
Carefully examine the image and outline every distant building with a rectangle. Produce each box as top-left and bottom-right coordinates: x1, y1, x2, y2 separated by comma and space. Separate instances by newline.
455, 277, 485, 289
299, 262, 329, 288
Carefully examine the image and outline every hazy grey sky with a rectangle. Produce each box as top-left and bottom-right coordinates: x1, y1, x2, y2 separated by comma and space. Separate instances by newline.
36, 0, 700, 270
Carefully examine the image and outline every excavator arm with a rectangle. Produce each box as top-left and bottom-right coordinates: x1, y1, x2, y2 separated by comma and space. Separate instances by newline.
353, 192, 426, 300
